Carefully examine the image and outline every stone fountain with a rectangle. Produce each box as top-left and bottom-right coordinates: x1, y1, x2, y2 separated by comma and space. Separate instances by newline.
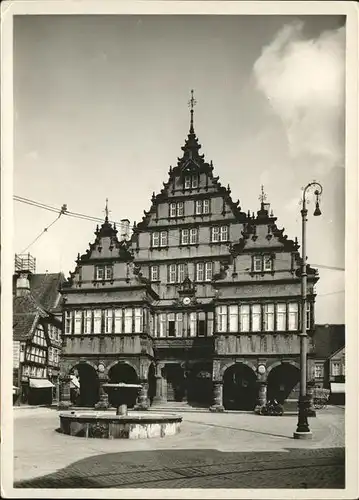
59, 382, 182, 439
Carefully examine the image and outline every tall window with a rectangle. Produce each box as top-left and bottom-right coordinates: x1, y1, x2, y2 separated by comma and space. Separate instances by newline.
189, 312, 197, 336
264, 304, 274, 331
159, 314, 166, 337
195, 200, 202, 215
195, 199, 210, 215
175, 313, 183, 337
150, 265, 159, 281
253, 255, 262, 272
203, 199, 210, 214
211, 226, 220, 242
315, 364, 323, 378
134, 308, 143, 333
251, 304, 261, 332
264, 255, 273, 272
191, 176, 199, 188
74, 311, 82, 335
181, 229, 189, 245
332, 362, 340, 376
190, 228, 198, 244
169, 203, 177, 218
184, 176, 191, 189
197, 311, 206, 337
205, 262, 213, 281
93, 309, 102, 334
104, 309, 113, 334
65, 311, 72, 334
95, 265, 113, 281
114, 309, 123, 333
288, 303, 299, 331
84, 310, 92, 334
178, 263, 185, 283
276, 303, 286, 331
168, 313, 176, 337
124, 308, 133, 333
306, 302, 311, 330
229, 305, 238, 332
216, 306, 227, 333
152, 231, 168, 248
240, 305, 250, 332
169, 202, 184, 218
220, 226, 228, 242
196, 262, 205, 282
168, 264, 177, 284
177, 202, 184, 217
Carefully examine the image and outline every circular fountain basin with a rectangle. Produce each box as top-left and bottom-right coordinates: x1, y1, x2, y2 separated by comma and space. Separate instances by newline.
59, 411, 182, 439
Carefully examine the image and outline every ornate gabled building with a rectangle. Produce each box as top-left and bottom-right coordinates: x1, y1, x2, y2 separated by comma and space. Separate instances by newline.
59, 94, 319, 412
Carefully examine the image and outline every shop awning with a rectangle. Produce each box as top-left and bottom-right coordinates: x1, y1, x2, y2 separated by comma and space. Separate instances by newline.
29, 378, 55, 389
331, 382, 345, 394
70, 375, 80, 389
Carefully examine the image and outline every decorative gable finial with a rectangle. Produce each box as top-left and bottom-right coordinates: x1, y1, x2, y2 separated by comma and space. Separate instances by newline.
259, 185, 267, 207
104, 198, 111, 222
188, 89, 197, 133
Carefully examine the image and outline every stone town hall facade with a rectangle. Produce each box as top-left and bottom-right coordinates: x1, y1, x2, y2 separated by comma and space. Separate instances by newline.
59, 99, 319, 412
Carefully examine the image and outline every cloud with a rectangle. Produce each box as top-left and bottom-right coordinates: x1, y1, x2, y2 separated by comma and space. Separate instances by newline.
253, 20, 345, 170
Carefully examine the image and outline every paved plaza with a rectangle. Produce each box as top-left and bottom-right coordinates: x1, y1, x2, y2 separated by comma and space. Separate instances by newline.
13, 406, 345, 489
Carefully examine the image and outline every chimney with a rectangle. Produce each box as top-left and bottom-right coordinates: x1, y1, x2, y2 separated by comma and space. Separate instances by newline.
16, 272, 31, 297
119, 219, 131, 240
14, 253, 36, 297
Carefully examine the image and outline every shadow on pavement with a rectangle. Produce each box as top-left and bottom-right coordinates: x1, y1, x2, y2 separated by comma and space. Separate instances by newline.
14, 447, 345, 489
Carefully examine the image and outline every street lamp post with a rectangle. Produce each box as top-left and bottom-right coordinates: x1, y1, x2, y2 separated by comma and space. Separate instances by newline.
293, 181, 323, 440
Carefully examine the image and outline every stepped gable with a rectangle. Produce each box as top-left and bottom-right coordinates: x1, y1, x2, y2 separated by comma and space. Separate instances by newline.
135, 92, 246, 232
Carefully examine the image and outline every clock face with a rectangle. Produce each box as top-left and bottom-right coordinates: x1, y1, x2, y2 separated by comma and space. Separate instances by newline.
182, 297, 191, 305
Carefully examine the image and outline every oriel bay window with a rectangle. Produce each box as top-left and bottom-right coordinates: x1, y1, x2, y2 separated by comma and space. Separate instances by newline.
124, 308, 133, 333
104, 309, 113, 334
264, 304, 274, 331
251, 304, 261, 332
240, 305, 250, 332
134, 308, 143, 333
276, 303, 286, 331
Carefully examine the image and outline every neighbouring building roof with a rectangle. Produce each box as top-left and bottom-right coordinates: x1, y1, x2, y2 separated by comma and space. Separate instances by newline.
13, 294, 48, 341
13, 272, 65, 311
312, 324, 345, 359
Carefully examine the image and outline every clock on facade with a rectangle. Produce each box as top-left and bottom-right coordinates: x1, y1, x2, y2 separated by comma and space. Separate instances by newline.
182, 297, 191, 305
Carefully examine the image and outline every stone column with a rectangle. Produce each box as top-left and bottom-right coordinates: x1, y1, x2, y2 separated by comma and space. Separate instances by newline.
58, 374, 72, 410
209, 381, 224, 412
152, 363, 167, 405
94, 374, 110, 410
134, 381, 149, 410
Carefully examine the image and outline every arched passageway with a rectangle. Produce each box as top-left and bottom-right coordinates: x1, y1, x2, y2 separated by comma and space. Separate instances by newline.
187, 363, 213, 407
223, 363, 258, 411
70, 364, 99, 407
267, 363, 300, 404
164, 364, 185, 402
108, 363, 139, 408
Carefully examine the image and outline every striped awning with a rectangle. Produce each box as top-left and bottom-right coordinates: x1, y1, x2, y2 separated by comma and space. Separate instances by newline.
29, 378, 54, 389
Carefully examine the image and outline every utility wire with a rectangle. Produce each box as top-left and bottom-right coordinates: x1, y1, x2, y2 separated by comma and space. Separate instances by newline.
14, 195, 345, 272
20, 205, 67, 254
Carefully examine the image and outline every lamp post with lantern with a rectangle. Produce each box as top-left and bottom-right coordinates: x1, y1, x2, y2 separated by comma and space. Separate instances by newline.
293, 181, 323, 439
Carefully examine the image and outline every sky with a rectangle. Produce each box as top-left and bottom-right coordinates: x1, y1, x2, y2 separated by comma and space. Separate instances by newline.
13, 14, 346, 324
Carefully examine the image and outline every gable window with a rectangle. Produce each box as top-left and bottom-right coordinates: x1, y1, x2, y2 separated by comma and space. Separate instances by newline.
203, 199, 210, 214
195, 200, 202, 215
216, 306, 227, 333
264, 304, 274, 331
169, 202, 184, 218
253, 255, 262, 272
95, 265, 113, 281
168, 264, 177, 284
169, 203, 177, 218
184, 176, 191, 189
211, 226, 220, 242
251, 304, 261, 332
220, 226, 228, 242
84, 310, 92, 334
152, 231, 168, 248
93, 309, 102, 334
240, 305, 250, 332
264, 255, 273, 272
288, 303, 299, 331
196, 199, 210, 215
205, 262, 213, 281
74, 310, 82, 335
150, 265, 159, 282
134, 308, 143, 333
190, 228, 198, 245
65, 311, 72, 335
196, 262, 205, 282
181, 229, 189, 245
104, 309, 113, 334
276, 303, 286, 331
114, 309, 123, 333
229, 305, 238, 332
152, 232, 159, 247
124, 308, 133, 333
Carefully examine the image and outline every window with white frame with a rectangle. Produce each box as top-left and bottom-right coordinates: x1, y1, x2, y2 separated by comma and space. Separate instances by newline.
114, 309, 123, 333
315, 364, 323, 378
195, 200, 202, 215
253, 255, 262, 272
263, 255, 273, 272
229, 305, 238, 332
189, 312, 197, 336
160, 231, 168, 247
190, 228, 198, 245
264, 304, 274, 331
150, 265, 159, 281
134, 308, 143, 333
211, 226, 220, 242
95, 265, 113, 281
93, 309, 102, 334
152, 232, 159, 247
191, 176, 199, 188
65, 311, 72, 334
195, 199, 210, 215
175, 313, 183, 337
104, 309, 113, 334
177, 202, 184, 217
203, 199, 210, 214
169, 202, 184, 218
196, 262, 205, 282
159, 314, 166, 337
276, 303, 286, 331
332, 362, 340, 376
181, 229, 189, 245
204, 262, 213, 281
251, 304, 261, 332
178, 263, 186, 283
169, 203, 177, 218
168, 264, 177, 284
184, 176, 191, 189
84, 310, 92, 334
74, 310, 82, 335
124, 308, 133, 333
152, 231, 168, 248
240, 305, 250, 332
288, 303, 299, 331
216, 306, 227, 333
220, 226, 228, 242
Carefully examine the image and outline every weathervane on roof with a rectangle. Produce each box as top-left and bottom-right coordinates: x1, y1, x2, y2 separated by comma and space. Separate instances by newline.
104, 198, 111, 222
259, 185, 268, 205
188, 89, 197, 132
